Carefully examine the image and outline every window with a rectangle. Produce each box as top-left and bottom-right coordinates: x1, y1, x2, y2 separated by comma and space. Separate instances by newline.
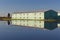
39, 17, 41, 19
27, 17, 28, 19
40, 21, 41, 23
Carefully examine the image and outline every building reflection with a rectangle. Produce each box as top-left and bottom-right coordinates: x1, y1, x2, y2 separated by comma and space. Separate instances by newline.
11, 20, 44, 28
10, 20, 60, 30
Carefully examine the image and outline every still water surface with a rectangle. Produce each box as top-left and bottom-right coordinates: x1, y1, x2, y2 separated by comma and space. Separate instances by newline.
0, 21, 60, 40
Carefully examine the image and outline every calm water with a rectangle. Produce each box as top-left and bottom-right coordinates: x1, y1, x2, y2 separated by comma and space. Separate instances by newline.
0, 21, 60, 40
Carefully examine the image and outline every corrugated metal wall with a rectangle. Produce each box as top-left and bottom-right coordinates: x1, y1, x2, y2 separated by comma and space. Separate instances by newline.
44, 10, 57, 30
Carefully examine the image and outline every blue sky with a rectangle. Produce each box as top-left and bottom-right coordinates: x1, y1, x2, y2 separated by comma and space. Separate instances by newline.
0, 0, 60, 15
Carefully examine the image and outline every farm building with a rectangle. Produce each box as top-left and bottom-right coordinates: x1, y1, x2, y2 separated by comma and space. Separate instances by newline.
11, 10, 60, 30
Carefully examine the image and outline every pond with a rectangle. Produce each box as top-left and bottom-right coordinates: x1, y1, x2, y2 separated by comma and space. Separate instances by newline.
0, 21, 60, 40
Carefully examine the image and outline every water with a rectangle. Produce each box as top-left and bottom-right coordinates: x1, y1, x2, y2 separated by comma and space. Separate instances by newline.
0, 21, 60, 40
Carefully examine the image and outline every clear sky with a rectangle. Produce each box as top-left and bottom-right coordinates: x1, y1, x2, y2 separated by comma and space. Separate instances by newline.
0, 0, 60, 15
